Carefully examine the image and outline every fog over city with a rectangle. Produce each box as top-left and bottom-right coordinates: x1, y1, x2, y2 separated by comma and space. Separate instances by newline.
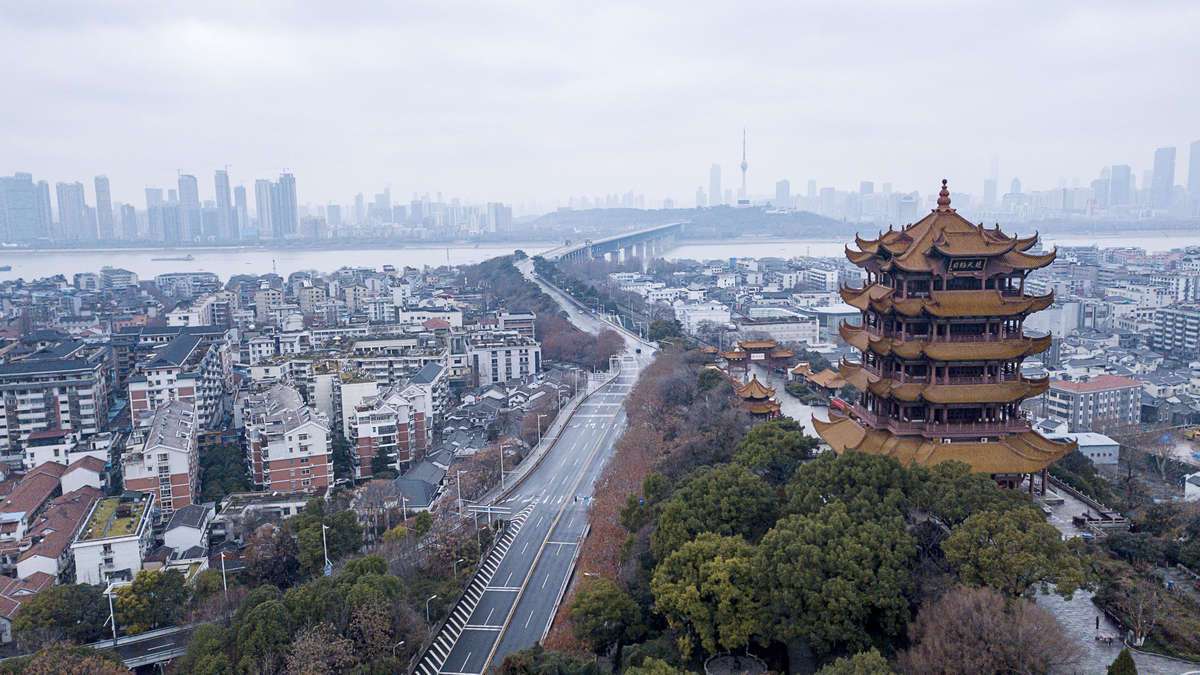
3, 0, 1199, 205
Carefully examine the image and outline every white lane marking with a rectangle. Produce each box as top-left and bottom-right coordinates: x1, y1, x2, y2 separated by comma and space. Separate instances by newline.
541, 573, 550, 589
524, 610, 535, 628
521, 542, 529, 555
460, 651, 473, 672
504, 571, 513, 586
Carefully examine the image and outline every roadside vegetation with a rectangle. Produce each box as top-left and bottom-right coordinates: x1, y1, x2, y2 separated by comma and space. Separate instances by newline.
517, 344, 1100, 673
461, 255, 622, 370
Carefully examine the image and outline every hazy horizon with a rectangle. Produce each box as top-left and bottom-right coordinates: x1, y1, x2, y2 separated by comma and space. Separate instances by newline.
3, 1, 1198, 207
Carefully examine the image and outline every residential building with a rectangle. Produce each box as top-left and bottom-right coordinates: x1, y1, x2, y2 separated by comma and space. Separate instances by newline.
71, 491, 155, 584
0, 573, 55, 643
163, 503, 214, 553
123, 401, 199, 518
0, 463, 67, 573
241, 384, 333, 493
1152, 306, 1200, 358
467, 331, 541, 386
21, 429, 78, 471
16, 486, 101, 581
127, 329, 232, 429
674, 301, 731, 335
1044, 375, 1143, 433
0, 343, 111, 467
350, 384, 433, 478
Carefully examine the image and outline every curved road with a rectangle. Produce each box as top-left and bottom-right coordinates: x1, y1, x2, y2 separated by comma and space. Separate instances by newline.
420, 259, 652, 675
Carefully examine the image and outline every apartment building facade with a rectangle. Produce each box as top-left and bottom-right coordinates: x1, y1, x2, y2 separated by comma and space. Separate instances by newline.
241, 384, 333, 493
123, 401, 199, 518
0, 343, 111, 467
467, 331, 541, 386
1044, 375, 1143, 433
127, 329, 232, 429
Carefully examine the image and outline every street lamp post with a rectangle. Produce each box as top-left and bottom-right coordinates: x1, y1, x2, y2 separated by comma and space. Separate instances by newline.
425, 594, 438, 623
107, 586, 118, 646
220, 551, 229, 605
392, 640, 406, 658
453, 557, 465, 577
498, 443, 506, 490
321, 524, 332, 576
537, 413, 547, 447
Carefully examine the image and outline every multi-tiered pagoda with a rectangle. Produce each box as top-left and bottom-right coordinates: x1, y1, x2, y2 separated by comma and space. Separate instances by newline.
813, 180, 1075, 485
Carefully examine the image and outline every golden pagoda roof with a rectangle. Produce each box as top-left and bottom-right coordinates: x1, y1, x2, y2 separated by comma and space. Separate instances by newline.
791, 362, 814, 376
744, 400, 782, 416
736, 375, 776, 400
768, 348, 795, 359
840, 285, 1053, 318
839, 323, 1053, 361
806, 368, 846, 389
846, 180, 1054, 273
812, 413, 1075, 474
699, 345, 719, 354
837, 361, 1049, 403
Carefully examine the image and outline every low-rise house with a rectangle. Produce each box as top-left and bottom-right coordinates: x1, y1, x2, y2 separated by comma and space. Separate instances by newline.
163, 503, 215, 553
21, 429, 79, 471
61, 455, 107, 493
1045, 432, 1121, 466
0, 572, 55, 643
0, 463, 67, 573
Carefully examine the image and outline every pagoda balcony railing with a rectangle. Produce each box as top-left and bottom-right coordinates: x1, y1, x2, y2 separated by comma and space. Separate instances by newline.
852, 405, 1030, 436
922, 420, 1030, 436
859, 326, 1021, 343
864, 365, 1022, 385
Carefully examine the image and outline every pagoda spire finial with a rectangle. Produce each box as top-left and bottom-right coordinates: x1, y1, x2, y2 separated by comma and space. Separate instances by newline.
936, 179, 952, 211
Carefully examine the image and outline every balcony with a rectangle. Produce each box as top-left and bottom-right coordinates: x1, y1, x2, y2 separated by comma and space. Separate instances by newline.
852, 405, 1030, 437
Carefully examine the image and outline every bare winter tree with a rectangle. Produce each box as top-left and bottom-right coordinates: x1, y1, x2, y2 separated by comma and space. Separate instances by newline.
1113, 578, 1164, 647
898, 585, 1082, 675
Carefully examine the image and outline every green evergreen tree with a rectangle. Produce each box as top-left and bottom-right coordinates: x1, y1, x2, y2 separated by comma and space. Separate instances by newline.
1107, 648, 1138, 675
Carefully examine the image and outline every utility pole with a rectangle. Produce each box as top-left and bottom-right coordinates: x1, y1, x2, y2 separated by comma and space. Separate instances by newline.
456, 470, 465, 517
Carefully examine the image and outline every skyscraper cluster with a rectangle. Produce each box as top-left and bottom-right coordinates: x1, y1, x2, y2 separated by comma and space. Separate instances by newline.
0, 168, 298, 244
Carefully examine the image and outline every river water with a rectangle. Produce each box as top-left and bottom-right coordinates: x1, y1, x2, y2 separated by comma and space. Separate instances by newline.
2, 232, 1197, 282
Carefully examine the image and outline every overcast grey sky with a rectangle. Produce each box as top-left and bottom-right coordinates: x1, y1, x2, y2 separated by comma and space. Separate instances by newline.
2, 1, 1198, 208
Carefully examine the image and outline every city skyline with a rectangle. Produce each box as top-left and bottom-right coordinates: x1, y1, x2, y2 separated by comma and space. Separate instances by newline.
2, 2, 1199, 204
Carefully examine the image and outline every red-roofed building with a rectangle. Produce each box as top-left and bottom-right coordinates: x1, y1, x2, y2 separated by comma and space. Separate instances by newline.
0, 571, 54, 643
17, 487, 101, 580
62, 455, 108, 494
1045, 375, 1143, 432
0, 464, 66, 575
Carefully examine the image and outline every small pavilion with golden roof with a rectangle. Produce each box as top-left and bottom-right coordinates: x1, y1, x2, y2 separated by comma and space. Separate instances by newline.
720, 339, 795, 375
813, 179, 1074, 488
735, 375, 782, 419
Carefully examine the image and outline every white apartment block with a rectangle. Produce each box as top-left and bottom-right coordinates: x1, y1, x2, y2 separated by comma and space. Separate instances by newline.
467, 331, 541, 386
72, 491, 155, 585
674, 301, 732, 334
